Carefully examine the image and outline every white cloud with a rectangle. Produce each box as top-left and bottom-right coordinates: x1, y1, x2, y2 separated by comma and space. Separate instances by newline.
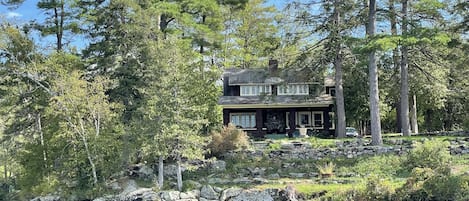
6, 12, 22, 18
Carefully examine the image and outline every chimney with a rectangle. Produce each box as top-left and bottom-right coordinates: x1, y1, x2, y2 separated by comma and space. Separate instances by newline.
268, 59, 278, 75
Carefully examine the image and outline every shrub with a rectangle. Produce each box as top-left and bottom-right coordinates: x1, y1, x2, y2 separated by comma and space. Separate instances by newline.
207, 124, 250, 158
316, 162, 336, 178
395, 167, 469, 201
401, 139, 451, 172
355, 175, 395, 201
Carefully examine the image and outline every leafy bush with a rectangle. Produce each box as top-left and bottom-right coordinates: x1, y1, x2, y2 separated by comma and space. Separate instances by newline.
395, 167, 469, 201
402, 139, 451, 172
207, 124, 250, 158
355, 175, 395, 201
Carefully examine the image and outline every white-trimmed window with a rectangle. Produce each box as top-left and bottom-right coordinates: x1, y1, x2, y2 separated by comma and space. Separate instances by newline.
240, 85, 272, 96
312, 112, 324, 129
296, 111, 324, 129
230, 113, 256, 129
297, 111, 311, 126
278, 84, 309, 95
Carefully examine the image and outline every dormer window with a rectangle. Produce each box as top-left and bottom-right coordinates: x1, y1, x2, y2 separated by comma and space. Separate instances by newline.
278, 84, 309, 95
240, 85, 272, 96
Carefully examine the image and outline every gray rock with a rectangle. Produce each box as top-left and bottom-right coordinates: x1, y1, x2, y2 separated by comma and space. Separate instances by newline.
220, 187, 243, 201
160, 190, 180, 201
230, 189, 274, 201
124, 188, 159, 201
289, 173, 305, 178
180, 190, 199, 199
213, 186, 223, 193
200, 185, 219, 200
30, 195, 60, 201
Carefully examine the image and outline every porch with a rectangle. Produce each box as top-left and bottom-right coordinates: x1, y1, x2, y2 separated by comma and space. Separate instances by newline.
223, 106, 335, 138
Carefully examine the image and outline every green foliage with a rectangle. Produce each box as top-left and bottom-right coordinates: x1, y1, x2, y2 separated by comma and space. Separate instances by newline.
402, 140, 451, 172
347, 155, 401, 177
267, 141, 282, 151
395, 167, 469, 201
354, 175, 395, 201
207, 124, 250, 158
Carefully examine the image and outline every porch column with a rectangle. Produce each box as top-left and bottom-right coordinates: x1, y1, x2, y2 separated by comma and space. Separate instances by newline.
223, 109, 230, 126
324, 108, 330, 133
256, 109, 263, 137
288, 109, 296, 138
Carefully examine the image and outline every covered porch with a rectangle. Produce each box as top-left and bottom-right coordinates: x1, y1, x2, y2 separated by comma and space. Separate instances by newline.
222, 105, 335, 138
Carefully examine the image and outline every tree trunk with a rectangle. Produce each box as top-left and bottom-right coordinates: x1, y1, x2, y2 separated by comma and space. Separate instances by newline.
79, 120, 98, 184
37, 113, 48, 169
400, 0, 411, 136
334, 0, 347, 138
368, 0, 382, 145
158, 156, 164, 189
176, 156, 183, 191
389, 0, 402, 133
410, 94, 419, 134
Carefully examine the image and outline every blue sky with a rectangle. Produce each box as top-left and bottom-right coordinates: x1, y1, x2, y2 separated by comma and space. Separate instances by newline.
0, 0, 288, 51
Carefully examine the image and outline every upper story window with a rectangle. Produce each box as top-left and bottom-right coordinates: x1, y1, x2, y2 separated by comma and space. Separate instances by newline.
240, 85, 272, 96
278, 84, 309, 95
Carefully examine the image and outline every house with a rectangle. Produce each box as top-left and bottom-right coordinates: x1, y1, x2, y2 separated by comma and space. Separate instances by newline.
219, 60, 336, 138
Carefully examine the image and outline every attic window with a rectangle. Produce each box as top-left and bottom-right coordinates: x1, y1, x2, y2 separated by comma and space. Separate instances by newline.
278, 84, 309, 95
240, 85, 272, 96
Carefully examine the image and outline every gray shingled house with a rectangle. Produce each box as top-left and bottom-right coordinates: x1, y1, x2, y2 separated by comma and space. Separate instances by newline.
219, 60, 336, 138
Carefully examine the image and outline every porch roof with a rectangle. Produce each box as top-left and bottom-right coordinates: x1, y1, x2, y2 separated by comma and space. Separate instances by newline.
219, 95, 334, 109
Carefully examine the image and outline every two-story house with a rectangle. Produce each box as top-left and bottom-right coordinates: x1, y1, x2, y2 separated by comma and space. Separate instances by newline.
219, 60, 336, 138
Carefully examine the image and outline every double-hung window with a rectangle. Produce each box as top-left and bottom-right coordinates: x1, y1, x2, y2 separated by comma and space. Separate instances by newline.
278, 84, 309, 95
240, 85, 271, 96
230, 113, 256, 129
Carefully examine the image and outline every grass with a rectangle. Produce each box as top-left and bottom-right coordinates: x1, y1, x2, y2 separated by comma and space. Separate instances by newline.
255, 181, 355, 195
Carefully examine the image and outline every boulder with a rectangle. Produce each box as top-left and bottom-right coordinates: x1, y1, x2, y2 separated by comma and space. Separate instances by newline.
159, 190, 180, 201
180, 190, 200, 199
220, 187, 243, 201
124, 188, 159, 201
230, 189, 274, 201
200, 185, 219, 200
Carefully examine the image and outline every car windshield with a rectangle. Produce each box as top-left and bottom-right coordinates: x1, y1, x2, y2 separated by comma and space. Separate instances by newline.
346, 128, 356, 132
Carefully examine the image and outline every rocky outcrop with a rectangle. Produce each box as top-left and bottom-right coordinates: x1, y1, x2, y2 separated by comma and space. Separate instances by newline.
89, 185, 299, 201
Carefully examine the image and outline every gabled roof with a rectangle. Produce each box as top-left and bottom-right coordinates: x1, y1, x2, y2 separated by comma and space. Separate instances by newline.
224, 68, 320, 85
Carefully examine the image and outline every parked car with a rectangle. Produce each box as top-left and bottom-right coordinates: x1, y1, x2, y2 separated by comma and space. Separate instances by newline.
346, 127, 359, 137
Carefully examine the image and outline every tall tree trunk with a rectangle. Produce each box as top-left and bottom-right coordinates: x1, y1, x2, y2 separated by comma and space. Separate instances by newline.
400, 0, 411, 136
158, 156, 164, 189
389, 0, 402, 133
368, 0, 382, 145
334, 0, 346, 138
53, 0, 64, 51
37, 113, 48, 170
176, 156, 183, 191
410, 94, 419, 134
